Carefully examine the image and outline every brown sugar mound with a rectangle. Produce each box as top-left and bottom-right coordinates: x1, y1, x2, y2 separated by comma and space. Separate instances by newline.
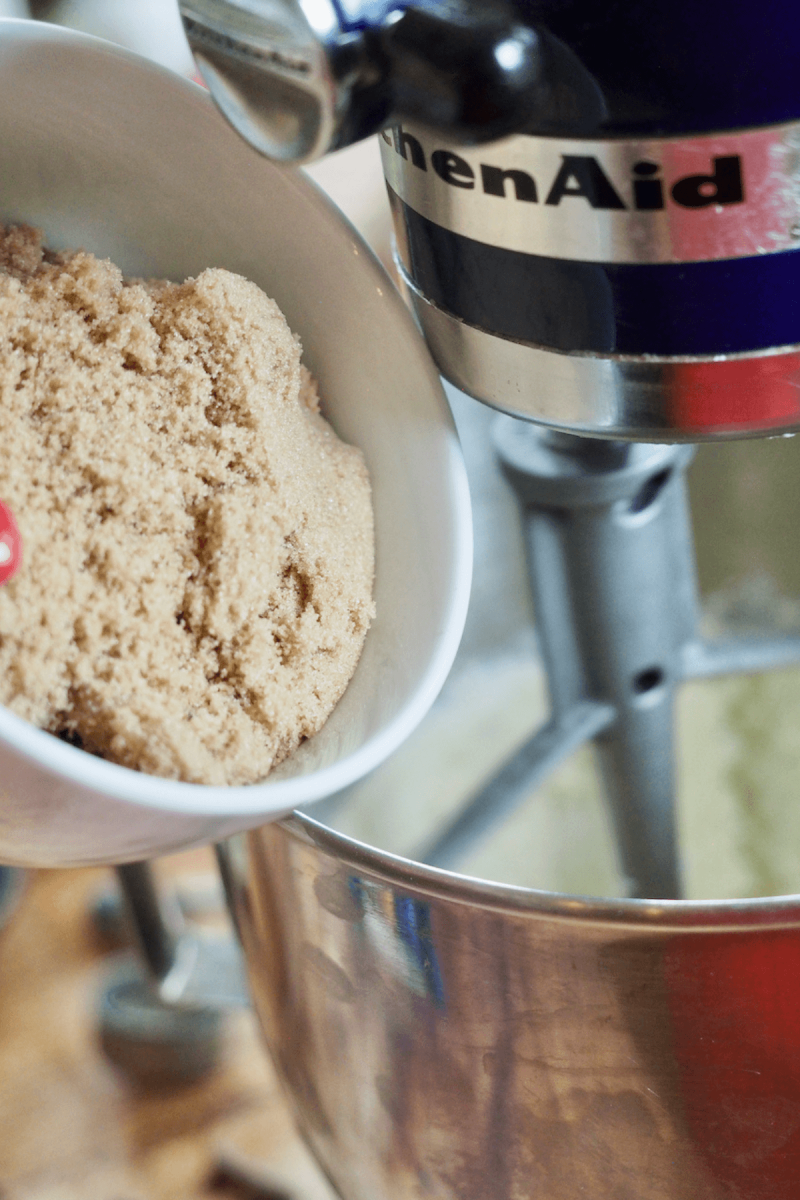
0, 225, 375, 785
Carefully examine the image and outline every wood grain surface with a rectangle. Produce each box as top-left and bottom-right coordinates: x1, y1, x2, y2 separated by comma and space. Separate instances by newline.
0, 854, 338, 1200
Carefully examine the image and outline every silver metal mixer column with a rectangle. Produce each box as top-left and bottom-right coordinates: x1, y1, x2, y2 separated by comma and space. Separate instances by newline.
421, 420, 800, 899
498, 426, 696, 900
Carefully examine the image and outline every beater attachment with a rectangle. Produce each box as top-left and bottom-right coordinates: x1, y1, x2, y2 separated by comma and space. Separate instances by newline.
420, 422, 800, 898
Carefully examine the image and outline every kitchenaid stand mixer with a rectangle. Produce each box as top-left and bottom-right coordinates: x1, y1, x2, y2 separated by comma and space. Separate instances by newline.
174, 0, 800, 901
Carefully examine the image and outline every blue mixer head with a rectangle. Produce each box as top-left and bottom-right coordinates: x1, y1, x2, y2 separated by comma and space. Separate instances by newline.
181, 0, 800, 439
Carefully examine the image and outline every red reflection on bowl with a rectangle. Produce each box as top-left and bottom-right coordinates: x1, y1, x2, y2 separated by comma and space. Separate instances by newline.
0, 501, 21, 585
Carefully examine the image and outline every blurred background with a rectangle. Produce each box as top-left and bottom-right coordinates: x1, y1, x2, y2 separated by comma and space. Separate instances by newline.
3, 1, 800, 1197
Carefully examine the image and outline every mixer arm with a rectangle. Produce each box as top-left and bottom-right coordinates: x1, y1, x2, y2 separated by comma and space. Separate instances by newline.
681, 635, 800, 680
115, 861, 249, 1010
419, 633, 800, 883
418, 634, 800, 883
178, 0, 563, 162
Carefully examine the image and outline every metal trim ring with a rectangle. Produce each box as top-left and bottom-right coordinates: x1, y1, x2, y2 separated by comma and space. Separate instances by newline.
399, 265, 800, 441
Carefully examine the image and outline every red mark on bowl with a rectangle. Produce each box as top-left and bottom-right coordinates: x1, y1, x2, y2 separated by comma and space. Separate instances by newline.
0, 501, 21, 584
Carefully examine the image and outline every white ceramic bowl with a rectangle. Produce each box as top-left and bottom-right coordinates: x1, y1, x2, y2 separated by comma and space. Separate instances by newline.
0, 20, 472, 866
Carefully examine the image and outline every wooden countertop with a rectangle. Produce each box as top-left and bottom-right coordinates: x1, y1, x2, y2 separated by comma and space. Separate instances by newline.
0, 856, 337, 1200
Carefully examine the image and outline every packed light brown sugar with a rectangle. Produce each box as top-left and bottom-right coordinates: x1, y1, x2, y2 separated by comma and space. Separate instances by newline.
0, 225, 375, 785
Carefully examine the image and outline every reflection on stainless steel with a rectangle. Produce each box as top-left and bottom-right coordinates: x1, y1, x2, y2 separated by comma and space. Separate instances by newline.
179, 0, 332, 163
179, 0, 546, 164
229, 816, 800, 1200
404, 279, 800, 441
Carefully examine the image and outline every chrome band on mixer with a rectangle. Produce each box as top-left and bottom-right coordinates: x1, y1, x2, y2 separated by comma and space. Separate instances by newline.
400, 270, 800, 440
381, 121, 800, 264
382, 120, 800, 413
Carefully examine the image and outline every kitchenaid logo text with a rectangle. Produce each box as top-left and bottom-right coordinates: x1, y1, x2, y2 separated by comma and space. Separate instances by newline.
379, 123, 800, 264
383, 127, 744, 212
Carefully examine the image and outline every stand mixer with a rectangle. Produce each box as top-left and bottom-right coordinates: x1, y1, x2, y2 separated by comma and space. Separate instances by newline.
174, 3, 800, 1198
177, 0, 800, 899
5, 2, 800, 1198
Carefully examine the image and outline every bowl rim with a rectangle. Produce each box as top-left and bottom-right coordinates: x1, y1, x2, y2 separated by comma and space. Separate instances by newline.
278, 811, 800, 932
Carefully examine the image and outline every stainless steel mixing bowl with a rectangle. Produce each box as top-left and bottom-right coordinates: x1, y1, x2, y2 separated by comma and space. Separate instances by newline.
225, 814, 800, 1200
